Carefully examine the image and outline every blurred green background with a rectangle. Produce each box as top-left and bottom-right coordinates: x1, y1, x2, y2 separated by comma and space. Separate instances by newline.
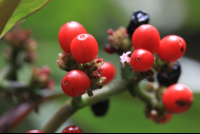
1, 0, 200, 133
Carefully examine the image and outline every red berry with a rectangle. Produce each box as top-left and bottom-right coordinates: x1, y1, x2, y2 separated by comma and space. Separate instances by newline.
107, 29, 113, 35
132, 24, 160, 54
58, 21, 87, 53
71, 34, 98, 64
101, 62, 116, 84
62, 125, 83, 133
150, 113, 172, 124
130, 49, 154, 72
63, 50, 67, 55
157, 35, 186, 63
61, 70, 91, 97
26, 130, 43, 133
162, 84, 194, 114
40, 66, 51, 76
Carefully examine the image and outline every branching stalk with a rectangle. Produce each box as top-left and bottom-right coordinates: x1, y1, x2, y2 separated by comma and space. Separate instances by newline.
42, 80, 128, 133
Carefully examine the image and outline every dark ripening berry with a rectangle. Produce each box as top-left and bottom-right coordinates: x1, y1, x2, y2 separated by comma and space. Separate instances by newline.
162, 84, 194, 114
127, 10, 149, 37
101, 62, 116, 85
150, 113, 172, 124
158, 35, 186, 63
103, 43, 115, 54
130, 49, 154, 72
62, 125, 83, 133
91, 99, 109, 116
58, 21, 87, 53
132, 24, 160, 54
26, 130, 43, 133
157, 61, 181, 87
71, 34, 98, 64
61, 70, 91, 97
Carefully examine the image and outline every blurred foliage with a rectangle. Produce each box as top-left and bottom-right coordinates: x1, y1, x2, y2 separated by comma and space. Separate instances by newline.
20, 0, 127, 44
1, 0, 200, 133
0, 0, 50, 38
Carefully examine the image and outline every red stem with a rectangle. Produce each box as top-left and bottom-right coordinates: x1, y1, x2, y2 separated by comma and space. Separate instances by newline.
0, 101, 36, 133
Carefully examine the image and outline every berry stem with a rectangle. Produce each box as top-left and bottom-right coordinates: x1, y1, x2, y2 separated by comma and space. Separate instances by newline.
155, 86, 165, 101
129, 83, 156, 106
87, 89, 94, 97
42, 80, 128, 133
153, 56, 168, 72
8, 48, 20, 80
42, 98, 77, 133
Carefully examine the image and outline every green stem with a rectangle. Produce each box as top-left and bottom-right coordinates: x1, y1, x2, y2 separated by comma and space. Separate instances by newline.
0, 63, 12, 79
42, 80, 128, 133
130, 83, 156, 107
41, 90, 66, 101
7, 48, 26, 80
0, 64, 12, 91
42, 98, 77, 133
156, 86, 165, 101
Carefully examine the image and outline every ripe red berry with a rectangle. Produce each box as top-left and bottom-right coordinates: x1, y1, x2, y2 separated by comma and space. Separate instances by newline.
61, 70, 91, 97
162, 84, 194, 114
70, 34, 98, 64
62, 125, 83, 133
130, 49, 154, 72
63, 50, 67, 55
101, 62, 116, 84
132, 24, 160, 54
26, 130, 43, 133
150, 113, 172, 124
157, 35, 186, 63
58, 21, 87, 53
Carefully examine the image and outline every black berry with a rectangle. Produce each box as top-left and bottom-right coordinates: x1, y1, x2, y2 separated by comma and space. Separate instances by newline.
157, 61, 181, 87
127, 10, 149, 37
91, 99, 109, 116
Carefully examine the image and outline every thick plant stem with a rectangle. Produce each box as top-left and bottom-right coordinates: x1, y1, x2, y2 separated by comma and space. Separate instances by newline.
80, 80, 128, 107
42, 98, 77, 133
42, 80, 128, 133
130, 83, 156, 107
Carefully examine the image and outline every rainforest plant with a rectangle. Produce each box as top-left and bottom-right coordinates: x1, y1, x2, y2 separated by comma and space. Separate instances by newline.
0, 1, 194, 133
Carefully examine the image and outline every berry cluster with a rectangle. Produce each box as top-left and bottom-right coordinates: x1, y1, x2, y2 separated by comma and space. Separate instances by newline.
2, 26, 55, 103
104, 10, 194, 124
31, 66, 55, 90
51, 10, 194, 133
58, 21, 118, 117
58, 21, 116, 103
27, 125, 83, 133
4, 26, 37, 64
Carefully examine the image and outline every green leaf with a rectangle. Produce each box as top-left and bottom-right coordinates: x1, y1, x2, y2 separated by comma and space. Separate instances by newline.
0, 0, 50, 39
0, 0, 21, 39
